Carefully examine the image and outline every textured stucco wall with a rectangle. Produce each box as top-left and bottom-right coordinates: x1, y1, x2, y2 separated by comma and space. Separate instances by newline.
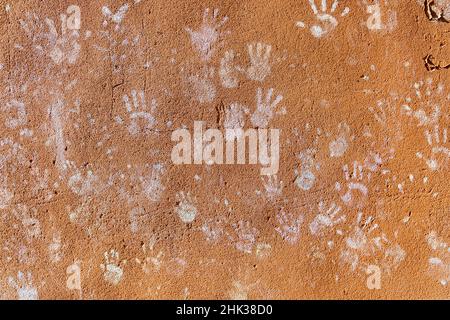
0, 0, 448, 299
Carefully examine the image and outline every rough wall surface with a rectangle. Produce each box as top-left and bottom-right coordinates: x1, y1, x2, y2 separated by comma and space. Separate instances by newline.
0, 0, 448, 299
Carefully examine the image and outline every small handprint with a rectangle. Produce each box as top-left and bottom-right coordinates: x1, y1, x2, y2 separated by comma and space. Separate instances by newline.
230, 220, 259, 254
185, 8, 229, 61
261, 174, 283, 202
329, 122, 353, 158
275, 208, 304, 245
336, 161, 369, 207
8, 271, 38, 300
369, 99, 403, 143
369, 99, 396, 127
135, 238, 164, 274
416, 125, 449, 171
46, 17, 80, 65
68, 168, 98, 196
13, 204, 41, 243
202, 218, 225, 243
220, 50, 239, 88
123, 90, 157, 135
187, 66, 216, 104
21, 12, 80, 65
175, 191, 198, 223
426, 231, 449, 286
309, 202, 344, 236
296, 0, 350, 38
246, 42, 272, 82
250, 88, 284, 128
142, 163, 165, 202
100, 250, 126, 286
402, 78, 443, 127
224, 103, 249, 141
295, 148, 319, 191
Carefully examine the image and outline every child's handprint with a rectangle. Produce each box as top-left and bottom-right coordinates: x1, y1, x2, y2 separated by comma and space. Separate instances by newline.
123, 90, 157, 135
8, 271, 38, 300
296, 0, 350, 38
261, 174, 283, 202
20, 12, 80, 65
309, 202, 345, 236
187, 66, 216, 104
416, 125, 449, 171
336, 161, 369, 207
185, 8, 229, 61
275, 208, 304, 245
175, 192, 198, 224
100, 249, 126, 286
246, 42, 272, 82
220, 50, 240, 88
250, 88, 284, 128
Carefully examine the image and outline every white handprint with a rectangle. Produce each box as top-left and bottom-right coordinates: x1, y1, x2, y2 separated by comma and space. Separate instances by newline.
202, 217, 225, 243
142, 163, 165, 202
261, 174, 283, 202
246, 42, 272, 82
123, 90, 157, 135
68, 168, 98, 196
275, 208, 304, 245
426, 231, 449, 286
224, 103, 248, 141
231, 220, 259, 254
296, 0, 350, 38
220, 50, 240, 88
135, 241, 164, 274
8, 271, 38, 300
416, 125, 449, 171
96, 5, 145, 75
187, 66, 216, 104
309, 202, 345, 236
329, 122, 353, 158
100, 249, 125, 286
0, 138, 25, 171
13, 204, 41, 243
175, 191, 198, 223
47, 17, 80, 65
20, 12, 80, 65
185, 8, 229, 61
295, 148, 319, 191
336, 161, 369, 207
402, 78, 443, 127
250, 88, 284, 128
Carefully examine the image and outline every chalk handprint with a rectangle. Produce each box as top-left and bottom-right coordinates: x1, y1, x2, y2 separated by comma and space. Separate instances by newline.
296, 0, 350, 38
123, 90, 157, 135
250, 88, 284, 129
8, 271, 38, 300
100, 249, 126, 286
185, 8, 229, 61
416, 125, 449, 171
246, 42, 272, 82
